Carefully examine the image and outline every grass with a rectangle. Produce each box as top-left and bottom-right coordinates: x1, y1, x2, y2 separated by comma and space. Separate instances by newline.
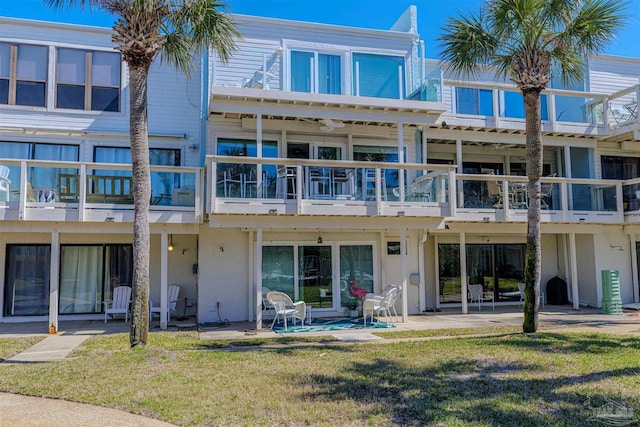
1, 331, 640, 426
373, 325, 522, 339
0, 337, 43, 361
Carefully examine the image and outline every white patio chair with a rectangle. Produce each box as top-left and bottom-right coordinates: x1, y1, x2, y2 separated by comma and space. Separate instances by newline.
150, 285, 181, 323
393, 175, 433, 202
103, 286, 132, 323
518, 283, 544, 308
267, 291, 305, 330
261, 287, 274, 318
0, 165, 10, 202
468, 284, 494, 311
363, 286, 400, 326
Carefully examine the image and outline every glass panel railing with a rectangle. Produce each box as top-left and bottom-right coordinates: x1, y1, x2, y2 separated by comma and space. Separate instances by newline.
622, 182, 640, 212
304, 165, 359, 201
397, 170, 449, 203
28, 164, 80, 203
457, 178, 499, 209
608, 94, 637, 126
570, 183, 618, 211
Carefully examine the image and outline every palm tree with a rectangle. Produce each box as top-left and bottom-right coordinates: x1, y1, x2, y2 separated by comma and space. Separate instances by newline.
439, 0, 625, 332
46, 0, 238, 346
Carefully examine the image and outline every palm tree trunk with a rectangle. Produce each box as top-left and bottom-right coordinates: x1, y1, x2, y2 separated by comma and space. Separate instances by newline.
523, 89, 542, 333
129, 65, 151, 347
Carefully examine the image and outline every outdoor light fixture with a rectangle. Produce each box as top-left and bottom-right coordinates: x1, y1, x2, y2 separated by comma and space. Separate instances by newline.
268, 209, 278, 215
397, 211, 406, 216
317, 235, 323, 244
168, 234, 174, 251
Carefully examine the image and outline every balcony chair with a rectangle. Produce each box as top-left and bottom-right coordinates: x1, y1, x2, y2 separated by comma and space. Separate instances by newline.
540, 182, 553, 209
0, 165, 10, 201
518, 283, 544, 308
261, 287, 274, 318
363, 168, 386, 201
221, 170, 243, 198
468, 284, 494, 311
486, 180, 504, 208
267, 291, 306, 330
103, 286, 132, 323
363, 285, 401, 326
149, 285, 181, 323
393, 175, 433, 202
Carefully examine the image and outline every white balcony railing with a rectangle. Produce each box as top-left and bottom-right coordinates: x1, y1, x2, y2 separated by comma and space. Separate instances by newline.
0, 158, 203, 223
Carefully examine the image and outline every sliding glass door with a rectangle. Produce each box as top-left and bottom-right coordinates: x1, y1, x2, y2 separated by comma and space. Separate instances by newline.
262, 243, 374, 310
59, 244, 133, 314
4, 245, 51, 316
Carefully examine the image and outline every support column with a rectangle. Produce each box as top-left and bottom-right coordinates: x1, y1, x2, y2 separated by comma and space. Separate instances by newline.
248, 231, 254, 321
460, 232, 468, 314
256, 113, 263, 197
568, 232, 579, 310
630, 234, 639, 303
421, 125, 428, 165
160, 232, 168, 329
456, 139, 464, 207
434, 235, 440, 308
256, 228, 263, 330
418, 230, 427, 313
400, 228, 408, 322
48, 230, 60, 334
397, 122, 405, 202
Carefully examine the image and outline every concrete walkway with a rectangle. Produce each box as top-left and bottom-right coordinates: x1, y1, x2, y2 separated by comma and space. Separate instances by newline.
0, 392, 174, 427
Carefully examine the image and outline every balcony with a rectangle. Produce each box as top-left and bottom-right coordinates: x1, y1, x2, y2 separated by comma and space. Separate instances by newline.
0, 159, 203, 223
208, 156, 455, 217
207, 156, 635, 224
601, 84, 640, 143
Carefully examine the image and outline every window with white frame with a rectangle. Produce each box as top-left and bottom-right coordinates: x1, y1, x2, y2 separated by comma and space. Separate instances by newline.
290, 50, 342, 95
0, 42, 48, 107
56, 48, 121, 112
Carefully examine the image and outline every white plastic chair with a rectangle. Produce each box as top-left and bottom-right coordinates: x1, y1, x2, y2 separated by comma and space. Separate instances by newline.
393, 175, 433, 202
0, 165, 10, 202
103, 286, 132, 323
363, 286, 401, 326
150, 285, 181, 323
468, 284, 494, 311
518, 283, 544, 308
267, 291, 305, 330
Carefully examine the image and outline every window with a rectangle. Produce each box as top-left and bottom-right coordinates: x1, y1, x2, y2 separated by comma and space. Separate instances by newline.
216, 138, 278, 198
94, 147, 180, 205
0, 42, 48, 107
352, 53, 404, 99
290, 50, 341, 94
56, 48, 120, 111
500, 91, 549, 120
456, 87, 493, 115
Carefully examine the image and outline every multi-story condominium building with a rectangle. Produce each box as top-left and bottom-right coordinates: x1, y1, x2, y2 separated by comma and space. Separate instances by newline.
2, 6, 639, 328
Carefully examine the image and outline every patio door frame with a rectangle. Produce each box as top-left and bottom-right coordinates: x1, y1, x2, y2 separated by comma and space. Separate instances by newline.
259, 239, 378, 311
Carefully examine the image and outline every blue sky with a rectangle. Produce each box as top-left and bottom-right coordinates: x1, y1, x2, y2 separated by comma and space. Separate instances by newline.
1, 0, 639, 59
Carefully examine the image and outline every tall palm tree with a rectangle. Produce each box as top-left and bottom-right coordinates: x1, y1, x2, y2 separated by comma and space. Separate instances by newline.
439, 0, 625, 332
46, 0, 238, 346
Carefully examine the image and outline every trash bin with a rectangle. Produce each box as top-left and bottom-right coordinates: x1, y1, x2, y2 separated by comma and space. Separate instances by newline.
601, 270, 622, 315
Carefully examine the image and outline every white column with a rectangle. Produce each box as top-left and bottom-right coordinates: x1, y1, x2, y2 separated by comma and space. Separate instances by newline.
256, 228, 263, 330
630, 234, 639, 303
456, 139, 464, 208
434, 235, 440, 308
248, 231, 254, 321
48, 229, 60, 334
400, 228, 408, 322
569, 232, 579, 310
421, 125, 427, 165
460, 232, 468, 314
418, 230, 427, 312
397, 122, 405, 202
256, 113, 263, 197
160, 232, 168, 329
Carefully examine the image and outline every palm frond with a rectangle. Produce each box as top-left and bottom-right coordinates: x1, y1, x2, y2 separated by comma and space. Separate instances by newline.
438, 12, 497, 79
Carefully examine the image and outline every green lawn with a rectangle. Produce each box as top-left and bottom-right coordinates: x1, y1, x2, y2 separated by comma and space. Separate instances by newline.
1, 331, 639, 426
0, 337, 43, 361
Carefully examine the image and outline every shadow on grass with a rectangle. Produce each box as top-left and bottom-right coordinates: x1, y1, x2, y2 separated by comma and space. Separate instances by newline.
301, 337, 640, 425
492, 332, 640, 354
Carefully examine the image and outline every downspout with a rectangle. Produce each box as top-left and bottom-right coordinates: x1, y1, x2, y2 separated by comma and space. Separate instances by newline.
419, 40, 425, 88
418, 228, 428, 312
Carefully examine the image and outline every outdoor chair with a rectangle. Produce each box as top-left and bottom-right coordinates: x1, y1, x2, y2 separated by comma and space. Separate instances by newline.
267, 291, 306, 330
393, 175, 433, 202
149, 285, 181, 323
261, 287, 274, 318
518, 283, 544, 308
468, 284, 494, 311
103, 286, 132, 323
363, 285, 401, 326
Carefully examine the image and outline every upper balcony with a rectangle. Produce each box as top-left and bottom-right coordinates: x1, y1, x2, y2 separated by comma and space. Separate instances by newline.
207, 155, 640, 225
0, 159, 203, 223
